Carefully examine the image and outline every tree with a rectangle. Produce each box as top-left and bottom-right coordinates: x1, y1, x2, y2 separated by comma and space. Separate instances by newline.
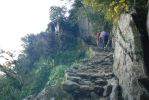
0, 50, 23, 100
49, 6, 67, 21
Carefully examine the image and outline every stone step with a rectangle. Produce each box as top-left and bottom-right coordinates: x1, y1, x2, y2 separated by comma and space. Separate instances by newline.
62, 48, 117, 99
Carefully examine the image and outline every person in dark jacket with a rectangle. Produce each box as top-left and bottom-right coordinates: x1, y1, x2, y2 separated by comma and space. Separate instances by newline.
99, 30, 109, 48
96, 32, 101, 47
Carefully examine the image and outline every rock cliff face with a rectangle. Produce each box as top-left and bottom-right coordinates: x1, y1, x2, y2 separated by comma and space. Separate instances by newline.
113, 14, 149, 100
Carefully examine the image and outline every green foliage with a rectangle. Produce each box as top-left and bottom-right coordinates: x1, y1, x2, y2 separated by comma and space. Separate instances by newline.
68, 0, 112, 33
49, 6, 66, 21
82, 0, 126, 24
68, 0, 84, 26
86, 47, 95, 58
0, 77, 21, 100
0, 1, 101, 99
30, 58, 52, 94
47, 65, 67, 85
0, 21, 87, 100
21, 32, 52, 60
47, 46, 86, 85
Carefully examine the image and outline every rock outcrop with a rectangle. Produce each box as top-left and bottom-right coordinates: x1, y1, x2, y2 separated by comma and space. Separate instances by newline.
24, 86, 72, 100
113, 14, 149, 100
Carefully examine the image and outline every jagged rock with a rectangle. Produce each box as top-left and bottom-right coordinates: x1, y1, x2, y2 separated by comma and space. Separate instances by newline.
63, 80, 80, 92
94, 79, 108, 86
27, 47, 118, 100
77, 73, 90, 79
23, 95, 34, 100
109, 84, 120, 100
94, 86, 104, 96
104, 85, 113, 96
32, 86, 72, 100
78, 80, 93, 85
78, 85, 94, 96
66, 76, 81, 83
80, 85, 94, 91
104, 73, 114, 79
89, 74, 104, 80
62, 49, 118, 99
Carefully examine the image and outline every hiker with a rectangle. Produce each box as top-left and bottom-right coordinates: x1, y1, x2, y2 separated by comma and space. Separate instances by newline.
99, 30, 109, 48
96, 32, 101, 47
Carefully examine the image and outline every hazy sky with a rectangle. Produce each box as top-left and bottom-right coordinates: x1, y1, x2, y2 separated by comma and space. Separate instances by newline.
0, 0, 71, 52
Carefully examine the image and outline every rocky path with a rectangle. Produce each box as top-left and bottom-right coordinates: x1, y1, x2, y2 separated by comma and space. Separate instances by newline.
63, 47, 119, 100
28, 47, 121, 100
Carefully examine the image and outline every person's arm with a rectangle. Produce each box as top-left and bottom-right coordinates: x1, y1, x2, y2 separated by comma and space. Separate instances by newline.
96, 32, 99, 46
97, 32, 101, 46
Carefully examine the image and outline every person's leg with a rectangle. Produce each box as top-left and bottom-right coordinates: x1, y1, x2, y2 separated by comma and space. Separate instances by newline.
99, 37, 104, 48
96, 39, 99, 47
103, 35, 108, 48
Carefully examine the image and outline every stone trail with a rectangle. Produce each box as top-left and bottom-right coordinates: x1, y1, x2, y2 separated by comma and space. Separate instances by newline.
63, 47, 120, 100
25, 47, 121, 100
